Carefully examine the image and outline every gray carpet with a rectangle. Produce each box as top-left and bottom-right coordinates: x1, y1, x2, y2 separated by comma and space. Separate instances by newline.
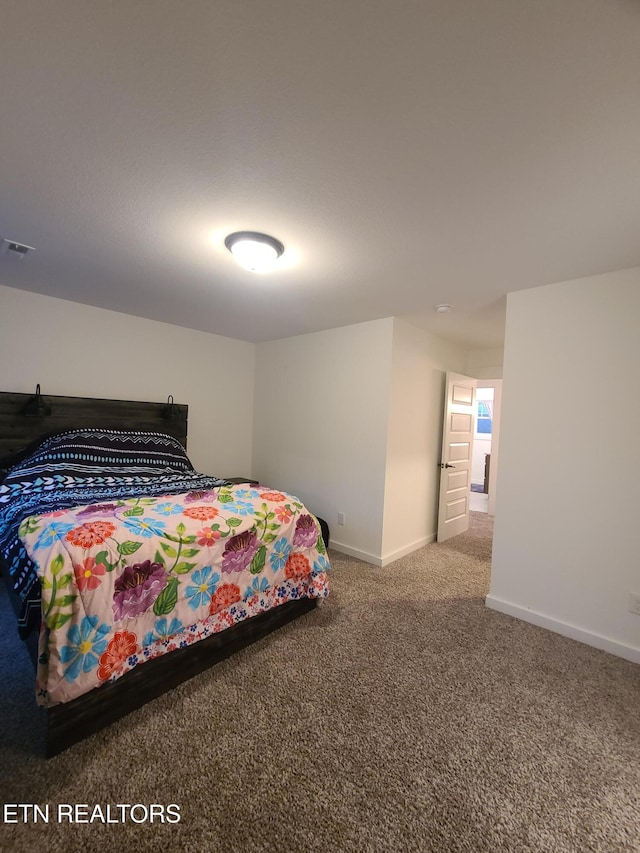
1, 512, 639, 852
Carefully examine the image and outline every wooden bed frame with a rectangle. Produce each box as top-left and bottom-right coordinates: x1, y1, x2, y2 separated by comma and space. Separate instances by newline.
0, 389, 317, 756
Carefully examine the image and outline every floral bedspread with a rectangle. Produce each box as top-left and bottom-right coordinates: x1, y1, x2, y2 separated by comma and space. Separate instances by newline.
19, 484, 330, 706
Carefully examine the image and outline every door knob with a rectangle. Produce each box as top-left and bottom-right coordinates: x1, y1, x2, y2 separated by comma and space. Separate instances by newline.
439, 463, 456, 469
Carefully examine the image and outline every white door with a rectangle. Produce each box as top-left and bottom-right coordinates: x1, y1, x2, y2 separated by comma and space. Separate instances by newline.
437, 372, 476, 542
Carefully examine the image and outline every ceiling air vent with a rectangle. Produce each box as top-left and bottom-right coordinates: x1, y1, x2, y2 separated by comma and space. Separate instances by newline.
1, 238, 36, 258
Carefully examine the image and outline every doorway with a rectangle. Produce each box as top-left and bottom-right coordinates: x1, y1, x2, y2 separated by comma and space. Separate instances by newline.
470, 387, 493, 513
470, 380, 502, 516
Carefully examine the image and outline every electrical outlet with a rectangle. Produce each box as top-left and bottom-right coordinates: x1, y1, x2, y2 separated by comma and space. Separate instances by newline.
629, 592, 640, 616
337, 512, 345, 526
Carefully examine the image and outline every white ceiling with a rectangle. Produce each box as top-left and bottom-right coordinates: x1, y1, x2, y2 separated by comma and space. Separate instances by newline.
1, 1, 639, 349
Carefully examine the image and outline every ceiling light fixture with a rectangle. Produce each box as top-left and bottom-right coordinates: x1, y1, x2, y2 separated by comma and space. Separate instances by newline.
435, 304, 453, 313
224, 231, 285, 273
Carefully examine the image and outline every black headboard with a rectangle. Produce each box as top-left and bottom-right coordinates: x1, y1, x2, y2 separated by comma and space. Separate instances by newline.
0, 390, 188, 461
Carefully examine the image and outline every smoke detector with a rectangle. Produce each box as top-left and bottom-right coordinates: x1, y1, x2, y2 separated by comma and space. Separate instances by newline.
1, 238, 36, 258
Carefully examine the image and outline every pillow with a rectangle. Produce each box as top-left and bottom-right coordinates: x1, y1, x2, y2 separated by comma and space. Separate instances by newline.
0, 430, 64, 481
2, 428, 194, 484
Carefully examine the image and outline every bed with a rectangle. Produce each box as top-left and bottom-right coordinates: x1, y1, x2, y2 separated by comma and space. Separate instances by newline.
0, 389, 330, 755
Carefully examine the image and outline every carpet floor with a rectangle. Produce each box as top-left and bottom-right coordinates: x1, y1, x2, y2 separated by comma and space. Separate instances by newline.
1, 512, 639, 852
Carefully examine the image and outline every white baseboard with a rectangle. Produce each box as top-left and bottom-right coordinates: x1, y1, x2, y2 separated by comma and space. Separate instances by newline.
380, 535, 436, 567
329, 541, 382, 567
329, 534, 436, 568
485, 595, 640, 665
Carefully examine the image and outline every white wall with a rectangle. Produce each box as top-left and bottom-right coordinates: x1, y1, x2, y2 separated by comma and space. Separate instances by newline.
471, 437, 491, 486
0, 284, 521, 575
0, 285, 256, 476
253, 318, 394, 562
465, 347, 504, 380
381, 319, 466, 564
488, 267, 640, 664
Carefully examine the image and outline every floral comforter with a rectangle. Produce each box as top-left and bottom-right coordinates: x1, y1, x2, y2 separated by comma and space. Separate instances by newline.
19, 484, 330, 706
